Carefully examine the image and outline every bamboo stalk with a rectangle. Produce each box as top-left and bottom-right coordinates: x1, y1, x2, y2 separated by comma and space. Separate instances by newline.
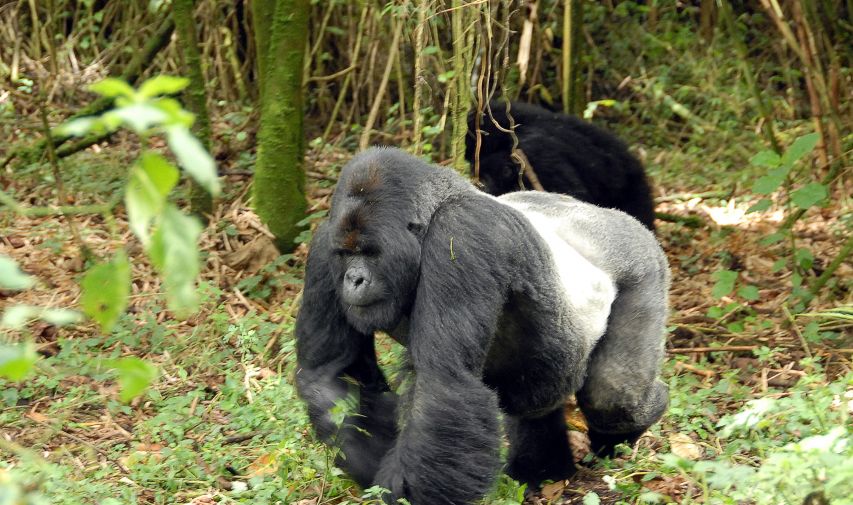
411, 0, 428, 154
359, 15, 403, 150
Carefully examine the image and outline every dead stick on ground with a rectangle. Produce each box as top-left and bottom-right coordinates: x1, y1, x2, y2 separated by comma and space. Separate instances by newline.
674, 362, 715, 378
668, 345, 757, 354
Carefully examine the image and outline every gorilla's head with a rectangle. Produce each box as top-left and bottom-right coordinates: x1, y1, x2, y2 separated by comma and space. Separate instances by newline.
326, 155, 425, 334
475, 152, 522, 196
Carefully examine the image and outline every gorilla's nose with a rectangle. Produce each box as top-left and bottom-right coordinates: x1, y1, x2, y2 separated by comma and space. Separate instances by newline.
343, 267, 373, 305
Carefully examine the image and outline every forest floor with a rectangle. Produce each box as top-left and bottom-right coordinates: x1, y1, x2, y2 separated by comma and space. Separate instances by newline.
1, 123, 851, 504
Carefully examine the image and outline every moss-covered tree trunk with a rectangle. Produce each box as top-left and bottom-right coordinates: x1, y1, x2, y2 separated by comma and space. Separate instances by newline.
562, 0, 584, 116
173, 0, 214, 217
449, 0, 476, 175
252, 0, 308, 252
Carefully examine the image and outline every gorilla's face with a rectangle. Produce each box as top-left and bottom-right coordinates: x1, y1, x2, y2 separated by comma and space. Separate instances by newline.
476, 153, 522, 196
332, 230, 421, 334
329, 202, 422, 335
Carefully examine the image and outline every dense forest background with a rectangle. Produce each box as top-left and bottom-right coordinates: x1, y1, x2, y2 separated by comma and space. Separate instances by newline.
0, 1, 851, 504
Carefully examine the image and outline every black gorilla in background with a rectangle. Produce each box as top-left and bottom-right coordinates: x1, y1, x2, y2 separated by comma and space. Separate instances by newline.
466, 101, 657, 230
295, 148, 670, 505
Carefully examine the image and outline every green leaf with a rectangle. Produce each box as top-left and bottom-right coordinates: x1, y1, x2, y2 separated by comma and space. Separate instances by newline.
790, 182, 827, 209
771, 258, 787, 273
749, 150, 781, 168
148, 205, 203, 316
0, 343, 38, 381
711, 270, 738, 299
752, 173, 785, 195
166, 126, 220, 196
795, 247, 814, 270
737, 285, 760, 302
88, 78, 136, 99
110, 357, 158, 402
80, 252, 131, 333
0, 255, 35, 290
125, 152, 180, 242
781, 132, 819, 167
792, 272, 803, 288
437, 70, 455, 83
760, 232, 786, 246
105, 103, 169, 133
138, 75, 190, 99
154, 97, 195, 127
1, 305, 82, 330
55, 117, 100, 137
746, 199, 772, 214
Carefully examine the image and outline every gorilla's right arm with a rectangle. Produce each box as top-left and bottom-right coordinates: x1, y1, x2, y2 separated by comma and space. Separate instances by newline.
295, 224, 398, 487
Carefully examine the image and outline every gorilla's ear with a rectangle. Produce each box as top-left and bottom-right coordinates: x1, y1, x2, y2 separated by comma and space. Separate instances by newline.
407, 222, 426, 240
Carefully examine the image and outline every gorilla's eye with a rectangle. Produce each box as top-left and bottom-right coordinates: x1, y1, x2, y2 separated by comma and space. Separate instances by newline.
361, 245, 380, 257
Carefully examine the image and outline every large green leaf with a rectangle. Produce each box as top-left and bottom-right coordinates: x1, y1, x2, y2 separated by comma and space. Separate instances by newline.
80, 252, 131, 333
110, 357, 158, 402
0, 343, 37, 381
147, 205, 203, 315
105, 103, 169, 133
752, 165, 792, 195
1, 305, 82, 329
781, 133, 819, 168
55, 117, 100, 138
790, 182, 828, 210
749, 150, 781, 168
166, 126, 221, 196
746, 198, 772, 214
125, 152, 180, 242
138, 75, 190, 99
88, 78, 135, 99
0, 255, 35, 290
752, 174, 785, 195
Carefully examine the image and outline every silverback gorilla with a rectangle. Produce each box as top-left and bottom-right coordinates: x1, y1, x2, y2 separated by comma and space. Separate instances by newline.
295, 147, 669, 505
466, 101, 657, 230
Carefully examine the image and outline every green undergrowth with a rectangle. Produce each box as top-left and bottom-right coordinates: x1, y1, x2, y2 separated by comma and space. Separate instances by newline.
3, 291, 851, 505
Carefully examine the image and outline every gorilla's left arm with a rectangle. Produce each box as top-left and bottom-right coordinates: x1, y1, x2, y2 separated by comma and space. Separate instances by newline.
374, 199, 510, 505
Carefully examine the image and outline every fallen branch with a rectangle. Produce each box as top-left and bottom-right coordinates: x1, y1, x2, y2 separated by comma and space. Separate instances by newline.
674, 362, 715, 378
655, 211, 703, 228
655, 190, 730, 203
668, 345, 757, 354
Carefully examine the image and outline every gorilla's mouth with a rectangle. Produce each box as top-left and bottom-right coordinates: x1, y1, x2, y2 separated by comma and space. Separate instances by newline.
343, 297, 385, 311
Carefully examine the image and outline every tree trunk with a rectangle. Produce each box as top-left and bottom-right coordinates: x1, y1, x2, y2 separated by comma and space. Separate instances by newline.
173, 0, 214, 217
561, 0, 584, 116
450, 0, 475, 174
252, 0, 309, 252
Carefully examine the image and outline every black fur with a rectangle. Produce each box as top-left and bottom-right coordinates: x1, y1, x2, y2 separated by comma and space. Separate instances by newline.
295, 147, 669, 505
466, 101, 657, 230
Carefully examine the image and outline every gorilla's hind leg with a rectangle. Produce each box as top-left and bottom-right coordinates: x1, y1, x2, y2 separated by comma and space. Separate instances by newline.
577, 272, 669, 457
506, 408, 576, 487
